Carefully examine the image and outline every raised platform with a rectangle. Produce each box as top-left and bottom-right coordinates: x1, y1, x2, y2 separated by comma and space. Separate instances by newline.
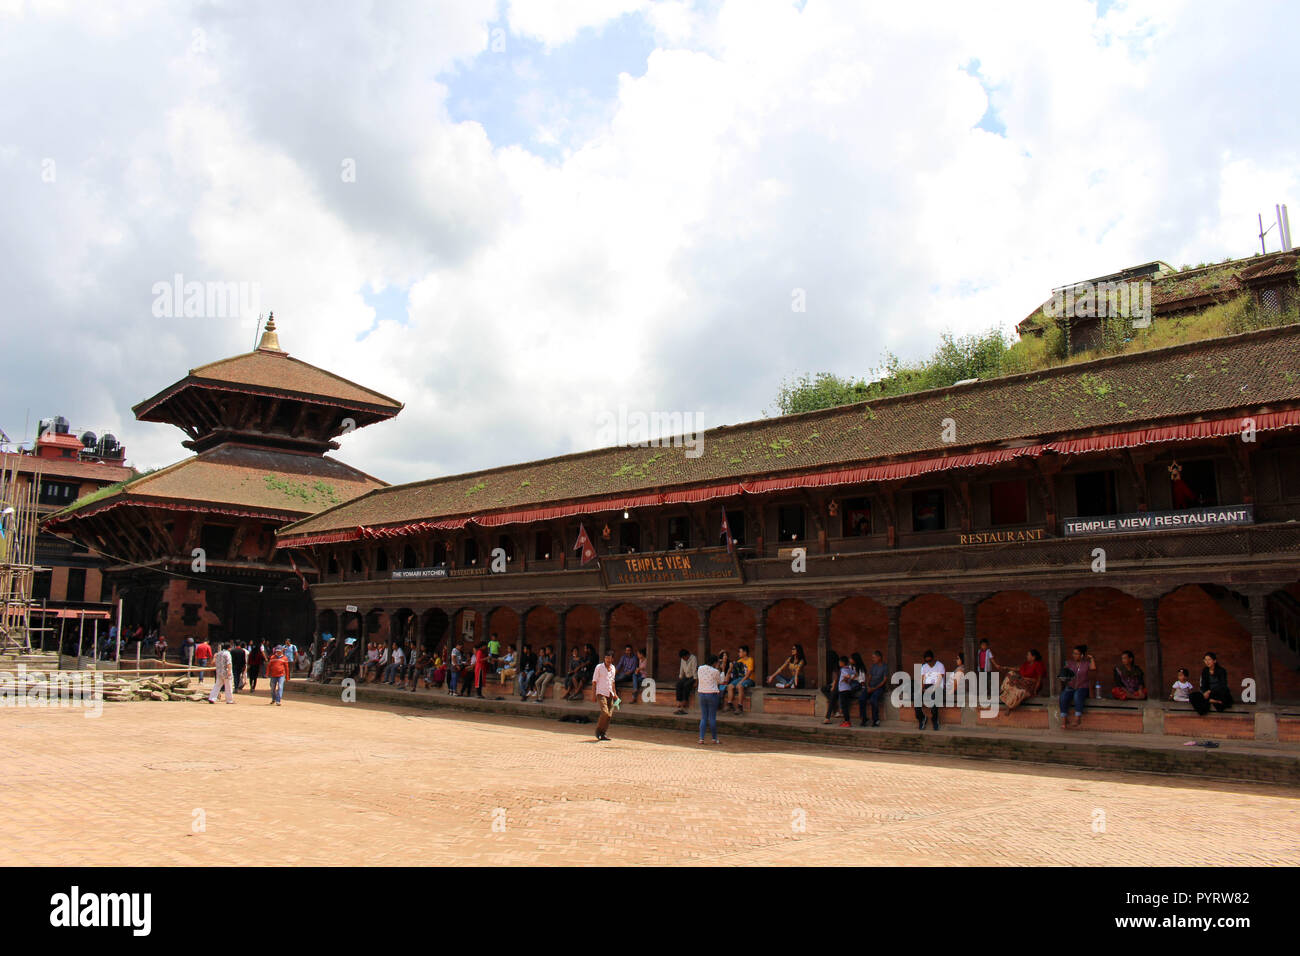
286, 679, 1300, 788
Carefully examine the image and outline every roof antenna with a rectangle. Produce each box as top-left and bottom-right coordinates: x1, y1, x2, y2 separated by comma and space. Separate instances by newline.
252, 312, 265, 350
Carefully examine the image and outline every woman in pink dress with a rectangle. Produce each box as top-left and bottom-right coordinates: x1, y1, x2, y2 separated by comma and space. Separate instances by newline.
473, 643, 488, 698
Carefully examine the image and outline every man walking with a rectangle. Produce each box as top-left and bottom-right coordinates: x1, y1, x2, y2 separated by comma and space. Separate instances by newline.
267, 646, 290, 706
194, 638, 213, 683
230, 641, 248, 692
207, 643, 235, 704
593, 650, 618, 741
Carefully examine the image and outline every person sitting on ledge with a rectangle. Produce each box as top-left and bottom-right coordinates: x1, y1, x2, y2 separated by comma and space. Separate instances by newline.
529, 646, 556, 700
999, 649, 1045, 710
1189, 652, 1233, 715
1171, 667, 1194, 702
1110, 650, 1147, 700
614, 644, 639, 696
1058, 645, 1096, 729
498, 647, 517, 687
674, 648, 697, 714
723, 645, 755, 714
561, 646, 584, 700
767, 644, 806, 689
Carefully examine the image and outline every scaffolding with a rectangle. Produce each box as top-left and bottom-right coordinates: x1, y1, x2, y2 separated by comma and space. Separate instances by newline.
0, 460, 51, 655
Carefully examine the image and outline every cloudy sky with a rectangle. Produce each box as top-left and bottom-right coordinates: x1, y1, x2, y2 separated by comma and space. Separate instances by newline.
2, 0, 1297, 485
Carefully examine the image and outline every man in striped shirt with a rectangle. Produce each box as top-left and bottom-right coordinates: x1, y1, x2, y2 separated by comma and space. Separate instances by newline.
593, 651, 618, 741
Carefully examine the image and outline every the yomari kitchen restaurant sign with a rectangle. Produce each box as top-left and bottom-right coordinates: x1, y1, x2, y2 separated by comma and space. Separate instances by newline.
601, 548, 743, 588
1063, 504, 1253, 537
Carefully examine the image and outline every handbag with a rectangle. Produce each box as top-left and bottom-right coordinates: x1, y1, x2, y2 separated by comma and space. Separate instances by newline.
1057, 666, 1075, 684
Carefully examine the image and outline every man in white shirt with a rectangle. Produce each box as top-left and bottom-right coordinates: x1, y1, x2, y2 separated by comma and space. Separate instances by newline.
592, 651, 618, 741
915, 650, 945, 730
385, 644, 405, 684
207, 643, 235, 704
674, 649, 698, 715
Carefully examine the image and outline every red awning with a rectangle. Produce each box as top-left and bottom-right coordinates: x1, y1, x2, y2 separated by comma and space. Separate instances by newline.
43, 608, 112, 619
277, 407, 1300, 544
1045, 409, 1300, 455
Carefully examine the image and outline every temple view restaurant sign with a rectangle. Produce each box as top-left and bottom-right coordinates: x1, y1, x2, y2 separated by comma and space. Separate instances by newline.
601, 548, 743, 588
1063, 504, 1253, 537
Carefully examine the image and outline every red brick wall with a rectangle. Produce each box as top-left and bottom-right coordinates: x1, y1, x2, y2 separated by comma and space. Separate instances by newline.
486, 607, 520, 646
524, 607, 558, 651
1062, 587, 1142, 695
610, 602, 647, 656
900, 593, 963, 669
1157, 585, 1254, 700
566, 605, 601, 655
766, 599, 818, 682
976, 590, 1049, 675
708, 600, 755, 669
655, 602, 699, 680
830, 596, 888, 666
160, 578, 222, 642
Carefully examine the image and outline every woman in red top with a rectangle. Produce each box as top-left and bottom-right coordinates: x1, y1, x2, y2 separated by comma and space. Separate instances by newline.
473, 643, 487, 698
999, 648, 1046, 710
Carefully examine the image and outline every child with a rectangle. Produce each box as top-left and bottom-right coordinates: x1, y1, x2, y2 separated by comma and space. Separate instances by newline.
1171, 667, 1194, 702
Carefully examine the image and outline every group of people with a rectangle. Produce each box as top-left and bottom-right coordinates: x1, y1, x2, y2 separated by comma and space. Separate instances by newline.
204, 641, 294, 706
672, 644, 759, 716
1056, 646, 1234, 727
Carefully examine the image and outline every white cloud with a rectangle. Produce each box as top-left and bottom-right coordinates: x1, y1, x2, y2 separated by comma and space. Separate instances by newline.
2, 0, 1298, 489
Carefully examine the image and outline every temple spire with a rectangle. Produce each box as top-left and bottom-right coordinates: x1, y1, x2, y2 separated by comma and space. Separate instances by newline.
257, 311, 285, 353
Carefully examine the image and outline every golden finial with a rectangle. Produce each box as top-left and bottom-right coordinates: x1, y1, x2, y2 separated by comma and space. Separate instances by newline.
257, 311, 284, 353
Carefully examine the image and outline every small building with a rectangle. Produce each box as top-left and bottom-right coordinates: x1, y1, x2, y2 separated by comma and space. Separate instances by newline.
1, 417, 136, 649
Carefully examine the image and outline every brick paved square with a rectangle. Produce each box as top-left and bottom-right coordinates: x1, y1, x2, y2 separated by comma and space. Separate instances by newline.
3, 691, 1298, 866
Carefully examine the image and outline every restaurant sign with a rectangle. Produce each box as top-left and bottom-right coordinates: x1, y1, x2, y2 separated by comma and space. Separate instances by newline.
1063, 504, 1253, 537
391, 567, 488, 580
959, 528, 1047, 545
600, 548, 743, 588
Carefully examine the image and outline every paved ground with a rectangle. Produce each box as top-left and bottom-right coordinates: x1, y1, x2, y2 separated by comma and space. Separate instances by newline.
3, 687, 1299, 866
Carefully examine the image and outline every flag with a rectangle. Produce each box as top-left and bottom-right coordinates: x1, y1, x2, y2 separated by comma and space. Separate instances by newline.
720, 507, 734, 553
573, 522, 597, 565
288, 550, 309, 590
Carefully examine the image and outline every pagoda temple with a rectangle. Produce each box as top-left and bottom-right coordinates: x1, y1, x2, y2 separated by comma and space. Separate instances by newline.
44, 315, 401, 647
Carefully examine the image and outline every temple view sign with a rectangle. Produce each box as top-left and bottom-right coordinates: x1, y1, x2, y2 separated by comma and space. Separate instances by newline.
600, 548, 743, 588
1063, 504, 1254, 537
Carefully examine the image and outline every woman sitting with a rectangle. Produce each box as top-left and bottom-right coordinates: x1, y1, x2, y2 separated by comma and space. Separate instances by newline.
1190, 652, 1233, 715
767, 644, 806, 688
1110, 650, 1147, 700
999, 649, 1045, 710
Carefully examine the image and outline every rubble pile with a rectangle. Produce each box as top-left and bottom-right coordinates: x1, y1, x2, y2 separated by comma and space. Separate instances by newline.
101, 675, 206, 702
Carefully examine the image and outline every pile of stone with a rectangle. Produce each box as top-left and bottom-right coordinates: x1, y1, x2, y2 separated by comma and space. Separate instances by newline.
101, 675, 207, 702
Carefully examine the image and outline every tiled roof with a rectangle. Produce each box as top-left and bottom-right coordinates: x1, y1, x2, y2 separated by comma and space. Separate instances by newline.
134, 348, 403, 419
45, 444, 386, 524
0, 452, 135, 483
279, 323, 1300, 538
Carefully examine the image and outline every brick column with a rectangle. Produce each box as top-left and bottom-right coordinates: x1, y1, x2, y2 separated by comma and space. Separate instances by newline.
599, 606, 611, 659
1046, 595, 1064, 730
515, 608, 526, 664
1248, 592, 1274, 706
887, 604, 902, 676
1141, 597, 1165, 734
962, 601, 978, 674
816, 603, 831, 688
555, 608, 568, 671
646, 606, 659, 682
696, 606, 709, 667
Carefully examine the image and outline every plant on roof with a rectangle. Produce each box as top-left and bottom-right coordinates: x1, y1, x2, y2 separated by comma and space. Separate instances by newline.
61, 468, 157, 513
464, 481, 487, 497
264, 475, 341, 506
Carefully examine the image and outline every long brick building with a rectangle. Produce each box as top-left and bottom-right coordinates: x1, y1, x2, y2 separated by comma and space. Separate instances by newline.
276, 323, 1300, 742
